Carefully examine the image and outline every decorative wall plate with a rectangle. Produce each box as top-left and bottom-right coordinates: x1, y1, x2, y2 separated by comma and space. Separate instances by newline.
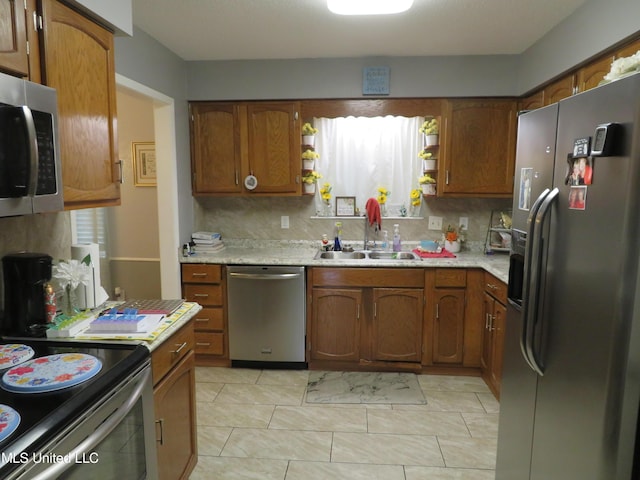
0, 344, 35, 371
1, 353, 102, 393
0, 404, 20, 443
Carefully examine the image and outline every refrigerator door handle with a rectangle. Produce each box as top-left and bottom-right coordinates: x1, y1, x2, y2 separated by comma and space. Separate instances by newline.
526, 187, 559, 376
520, 188, 550, 372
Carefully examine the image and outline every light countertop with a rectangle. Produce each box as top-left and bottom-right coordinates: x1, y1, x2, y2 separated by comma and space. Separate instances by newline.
180, 240, 510, 283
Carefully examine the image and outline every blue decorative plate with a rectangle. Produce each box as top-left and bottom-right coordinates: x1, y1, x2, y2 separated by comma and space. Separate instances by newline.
0, 344, 35, 371
1, 353, 102, 394
0, 404, 20, 443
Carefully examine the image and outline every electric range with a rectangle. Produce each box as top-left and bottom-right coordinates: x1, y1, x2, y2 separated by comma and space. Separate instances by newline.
0, 337, 150, 478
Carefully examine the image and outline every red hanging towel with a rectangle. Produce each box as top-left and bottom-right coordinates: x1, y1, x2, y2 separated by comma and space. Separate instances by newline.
365, 197, 382, 230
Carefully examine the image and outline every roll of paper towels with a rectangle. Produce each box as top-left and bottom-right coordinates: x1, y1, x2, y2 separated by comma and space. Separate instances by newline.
71, 243, 109, 309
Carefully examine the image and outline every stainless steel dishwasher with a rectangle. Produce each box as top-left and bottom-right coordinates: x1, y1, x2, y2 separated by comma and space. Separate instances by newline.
227, 265, 306, 368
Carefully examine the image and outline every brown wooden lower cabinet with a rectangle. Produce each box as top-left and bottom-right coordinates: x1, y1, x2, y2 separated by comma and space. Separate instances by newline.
181, 264, 229, 366
308, 268, 424, 370
151, 319, 197, 480
481, 272, 508, 398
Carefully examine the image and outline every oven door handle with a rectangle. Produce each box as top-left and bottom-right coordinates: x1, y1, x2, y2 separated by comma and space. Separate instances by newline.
30, 367, 151, 480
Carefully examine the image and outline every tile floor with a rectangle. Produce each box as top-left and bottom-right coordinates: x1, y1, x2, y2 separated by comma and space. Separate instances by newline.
189, 367, 499, 480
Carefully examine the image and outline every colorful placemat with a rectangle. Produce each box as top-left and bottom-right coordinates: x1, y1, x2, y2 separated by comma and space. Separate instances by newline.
0, 344, 35, 371
1, 353, 102, 394
0, 404, 20, 442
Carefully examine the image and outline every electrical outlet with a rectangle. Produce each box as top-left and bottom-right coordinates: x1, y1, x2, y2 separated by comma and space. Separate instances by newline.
281, 216, 289, 229
428, 216, 443, 230
459, 216, 469, 231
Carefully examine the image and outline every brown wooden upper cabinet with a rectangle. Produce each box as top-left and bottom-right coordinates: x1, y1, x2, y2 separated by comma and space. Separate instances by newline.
440, 99, 517, 197
0, 0, 30, 77
40, 0, 120, 209
190, 101, 301, 196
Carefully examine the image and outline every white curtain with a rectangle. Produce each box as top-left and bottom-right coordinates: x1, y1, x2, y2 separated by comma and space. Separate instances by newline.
313, 116, 424, 215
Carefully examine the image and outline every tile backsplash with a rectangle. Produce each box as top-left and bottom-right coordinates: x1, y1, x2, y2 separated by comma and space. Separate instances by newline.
0, 212, 72, 310
194, 196, 512, 250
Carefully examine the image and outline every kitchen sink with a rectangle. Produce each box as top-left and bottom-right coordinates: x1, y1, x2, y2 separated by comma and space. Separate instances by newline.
368, 251, 419, 260
316, 251, 367, 259
314, 250, 420, 261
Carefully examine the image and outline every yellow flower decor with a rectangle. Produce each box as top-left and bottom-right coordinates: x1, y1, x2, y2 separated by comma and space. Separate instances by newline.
301, 149, 320, 160
418, 150, 433, 160
410, 188, 422, 207
319, 182, 332, 204
302, 123, 318, 135
419, 117, 439, 135
419, 174, 436, 184
377, 186, 390, 205
302, 170, 322, 185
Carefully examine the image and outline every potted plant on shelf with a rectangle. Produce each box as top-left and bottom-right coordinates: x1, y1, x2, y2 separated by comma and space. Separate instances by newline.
302, 149, 320, 169
302, 122, 318, 147
302, 170, 322, 194
443, 224, 461, 253
419, 149, 437, 170
419, 174, 437, 195
419, 117, 439, 147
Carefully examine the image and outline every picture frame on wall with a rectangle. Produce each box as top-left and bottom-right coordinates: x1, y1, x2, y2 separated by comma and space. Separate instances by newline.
335, 196, 356, 216
132, 142, 156, 186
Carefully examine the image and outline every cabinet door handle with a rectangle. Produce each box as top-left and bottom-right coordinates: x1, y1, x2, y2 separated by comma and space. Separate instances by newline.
373, 302, 377, 318
155, 418, 164, 445
436, 304, 439, 319
191, 272, 208, 277
194, 293, 209, 298
356, 304, 360, 319
445, 170, 450, 185
196, 342, 211, 347
486, 283, 497, 290
171, 342, 187, 355
195, 318, 209, 322
235, 170, 239, 185
116, 159, 124, 183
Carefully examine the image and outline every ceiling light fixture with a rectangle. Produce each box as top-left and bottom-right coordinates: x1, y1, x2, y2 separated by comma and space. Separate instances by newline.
327, 0, 414, 16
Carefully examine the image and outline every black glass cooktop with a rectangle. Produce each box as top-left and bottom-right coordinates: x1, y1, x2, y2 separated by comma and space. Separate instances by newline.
0, 337, 149, 476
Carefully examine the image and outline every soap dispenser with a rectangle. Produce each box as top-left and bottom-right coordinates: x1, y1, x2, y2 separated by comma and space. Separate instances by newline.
382, 230, 390, 251
392, 224, 402, 252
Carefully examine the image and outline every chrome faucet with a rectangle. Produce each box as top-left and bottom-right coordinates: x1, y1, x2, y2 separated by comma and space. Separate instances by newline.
363, 215, 376, 250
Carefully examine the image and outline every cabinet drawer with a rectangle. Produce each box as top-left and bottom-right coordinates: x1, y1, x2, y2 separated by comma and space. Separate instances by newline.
195, 331, 225, 356
182, 264, 222, 284
193, 307, 224, 331
183, 284, 223, 306
434, 268, 467, 287
485, 273, 507, 305
151, 320, 195, 385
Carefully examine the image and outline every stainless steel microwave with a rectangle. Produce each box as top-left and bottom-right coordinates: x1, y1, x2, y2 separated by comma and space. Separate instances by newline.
0, 71, 63, 217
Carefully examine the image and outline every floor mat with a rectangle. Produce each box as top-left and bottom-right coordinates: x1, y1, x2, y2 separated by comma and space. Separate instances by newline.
306, 371, 426, 404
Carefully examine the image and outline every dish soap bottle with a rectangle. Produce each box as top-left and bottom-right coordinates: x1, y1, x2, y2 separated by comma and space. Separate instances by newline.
392, 224, 402, 252
382, 230, 390, 251
333, 222, 343, 251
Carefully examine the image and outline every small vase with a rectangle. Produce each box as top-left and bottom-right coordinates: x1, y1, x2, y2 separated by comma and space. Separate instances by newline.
422, 159, 437, 170
62, 284, 78, 317
302, 135, 315, 147
425, 134, 439, 147
324, 202, 333, 217
422, 184, 436, 196
445, 240, 461, 253
380, 203, 388, 216
303, 183, 316, 194
302, 158, 315, 170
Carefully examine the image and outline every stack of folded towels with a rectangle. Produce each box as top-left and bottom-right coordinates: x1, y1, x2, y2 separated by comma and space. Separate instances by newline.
191, 231, 225, 253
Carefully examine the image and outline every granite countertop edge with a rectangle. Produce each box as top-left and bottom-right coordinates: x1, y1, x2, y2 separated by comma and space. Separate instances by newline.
180, 240, 510, 283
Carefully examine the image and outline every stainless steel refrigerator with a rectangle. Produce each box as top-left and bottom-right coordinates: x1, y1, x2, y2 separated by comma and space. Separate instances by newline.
496, 72, 640, 479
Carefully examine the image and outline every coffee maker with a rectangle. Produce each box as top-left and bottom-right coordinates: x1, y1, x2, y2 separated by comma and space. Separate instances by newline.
2, 252, 52, 336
